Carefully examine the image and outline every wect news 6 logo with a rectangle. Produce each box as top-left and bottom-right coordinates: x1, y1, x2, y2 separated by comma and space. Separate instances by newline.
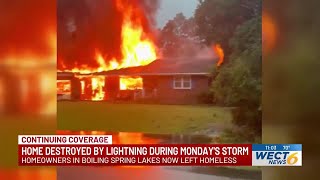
252, 144, 302, 166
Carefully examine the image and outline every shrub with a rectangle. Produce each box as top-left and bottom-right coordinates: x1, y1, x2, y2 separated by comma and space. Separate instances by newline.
197, 92, 214, 104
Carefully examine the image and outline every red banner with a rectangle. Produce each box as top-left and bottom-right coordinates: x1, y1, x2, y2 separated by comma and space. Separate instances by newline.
18, 144, 252, 166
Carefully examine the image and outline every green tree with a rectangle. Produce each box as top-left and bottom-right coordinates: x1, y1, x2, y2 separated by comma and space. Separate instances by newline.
194, 0, 261, 57
211, 16, 262, 139
159, 13, 202, 57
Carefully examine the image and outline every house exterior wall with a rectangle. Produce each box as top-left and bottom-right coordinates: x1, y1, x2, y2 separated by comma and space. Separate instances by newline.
57, 74, 211, 104
144, 75, 211, 104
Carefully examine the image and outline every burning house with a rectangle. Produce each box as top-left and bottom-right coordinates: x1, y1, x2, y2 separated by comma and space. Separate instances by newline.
57, 0, 224, 104
57, 57, 216, 104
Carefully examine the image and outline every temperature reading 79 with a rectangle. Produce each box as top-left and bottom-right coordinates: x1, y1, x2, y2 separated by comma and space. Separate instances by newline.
283, 145, 290, 150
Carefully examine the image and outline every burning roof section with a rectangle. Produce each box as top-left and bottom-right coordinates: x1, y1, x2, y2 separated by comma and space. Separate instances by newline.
93, 58, 217, 76
57, 58, 217, 77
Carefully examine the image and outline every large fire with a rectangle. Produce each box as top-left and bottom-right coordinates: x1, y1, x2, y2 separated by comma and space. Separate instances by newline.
71, 75, 106, 101
59, 0, 158, 101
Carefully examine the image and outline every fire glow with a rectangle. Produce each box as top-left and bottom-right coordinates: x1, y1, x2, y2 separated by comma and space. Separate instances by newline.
213, 44, 224, 67
91, 76, 105, 101
2, 31, 56, 115
120, 77, 143, 90
75, 75, 106, 101
58, 0, 158, 101
57, 80, 71, 95
262, 12, 277, 54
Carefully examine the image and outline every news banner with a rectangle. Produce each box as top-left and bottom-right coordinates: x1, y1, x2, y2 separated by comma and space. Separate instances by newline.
18, 135, 302, 166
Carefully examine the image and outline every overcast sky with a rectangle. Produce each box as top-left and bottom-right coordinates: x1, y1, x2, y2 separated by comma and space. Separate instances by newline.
156, 0, 198, 28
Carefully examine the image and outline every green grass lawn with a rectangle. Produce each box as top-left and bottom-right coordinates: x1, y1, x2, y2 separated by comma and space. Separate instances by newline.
58, 102, 233, 134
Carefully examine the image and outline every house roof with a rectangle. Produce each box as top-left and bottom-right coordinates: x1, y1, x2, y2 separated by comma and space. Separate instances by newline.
57, 72, 74, 77
95, 58, 217, 76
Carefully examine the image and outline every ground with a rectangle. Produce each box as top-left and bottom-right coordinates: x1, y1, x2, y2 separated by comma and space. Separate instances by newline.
57, 101, 233, 134
0, 116, 55, 167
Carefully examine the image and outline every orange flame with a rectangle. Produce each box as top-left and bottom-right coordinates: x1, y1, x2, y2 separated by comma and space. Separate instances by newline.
64, 0, 157, 73
57, 80, 71, 95
91, 76, 105, 101
75, 75, 106, 101
213, 44, 224, 67
120, 77, 143, 90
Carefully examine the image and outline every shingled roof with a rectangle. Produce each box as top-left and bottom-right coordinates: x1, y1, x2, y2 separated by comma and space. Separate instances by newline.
94, 58, 217, 76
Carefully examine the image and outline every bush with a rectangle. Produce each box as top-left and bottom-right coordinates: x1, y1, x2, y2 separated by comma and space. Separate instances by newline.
220, 126, 261, 143
197, 92, 214, 104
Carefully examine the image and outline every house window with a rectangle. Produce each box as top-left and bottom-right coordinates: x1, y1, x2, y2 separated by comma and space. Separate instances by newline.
173, 76, 192, 89
120, 76, 143, 90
